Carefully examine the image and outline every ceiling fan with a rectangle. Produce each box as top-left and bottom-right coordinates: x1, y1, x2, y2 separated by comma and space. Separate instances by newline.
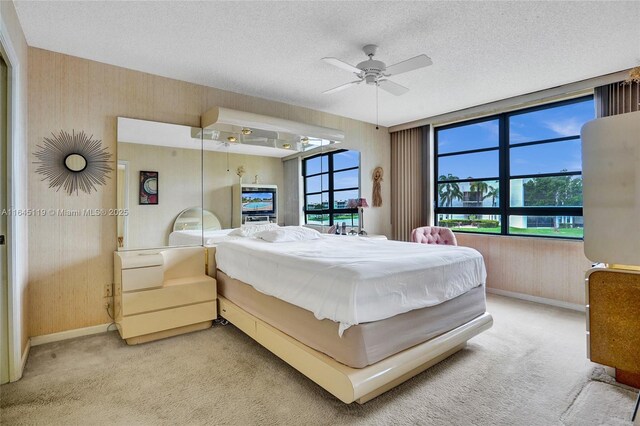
322, 44, 432, 96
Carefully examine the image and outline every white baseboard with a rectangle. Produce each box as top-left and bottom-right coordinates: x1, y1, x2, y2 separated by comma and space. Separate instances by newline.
30, 323, 113, 347
487, 288, 585, 312
19, 339, 30, 377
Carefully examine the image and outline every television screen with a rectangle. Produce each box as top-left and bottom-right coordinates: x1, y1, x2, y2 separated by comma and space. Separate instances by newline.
242, 191, 275, 213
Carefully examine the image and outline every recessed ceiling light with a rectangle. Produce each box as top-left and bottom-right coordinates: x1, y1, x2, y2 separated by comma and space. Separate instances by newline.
241, 128, 252, 135
227, 136, 237, 142
282, 143, 291, 149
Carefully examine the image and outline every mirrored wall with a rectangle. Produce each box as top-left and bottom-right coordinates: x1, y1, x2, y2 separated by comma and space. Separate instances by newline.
116, 112, 360, 251
117, 118, 204, 250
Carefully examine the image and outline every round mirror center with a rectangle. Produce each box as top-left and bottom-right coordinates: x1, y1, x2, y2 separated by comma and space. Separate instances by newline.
65, 153, 87, 172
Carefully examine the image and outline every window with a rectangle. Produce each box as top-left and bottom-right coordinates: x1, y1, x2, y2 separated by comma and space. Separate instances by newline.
434, 96, 594, 239
303, 150, 360, 226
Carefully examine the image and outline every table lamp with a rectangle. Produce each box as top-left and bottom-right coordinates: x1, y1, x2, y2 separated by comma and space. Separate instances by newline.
347, 198, 369, 235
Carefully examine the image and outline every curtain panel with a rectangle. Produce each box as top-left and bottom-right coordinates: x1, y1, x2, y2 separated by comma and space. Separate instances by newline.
390, 126, 429, 241
282, 157, 301, 226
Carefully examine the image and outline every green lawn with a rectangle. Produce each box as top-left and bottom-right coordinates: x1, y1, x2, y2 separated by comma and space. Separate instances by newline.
449, 226, 583, 238
450, 227, 502, 234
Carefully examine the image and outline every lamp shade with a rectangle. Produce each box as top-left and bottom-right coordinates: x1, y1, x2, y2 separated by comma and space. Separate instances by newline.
347, 198, 369, 208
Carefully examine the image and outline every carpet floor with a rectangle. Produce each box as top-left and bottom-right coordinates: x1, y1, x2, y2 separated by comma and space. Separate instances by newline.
1, 294, 637, 425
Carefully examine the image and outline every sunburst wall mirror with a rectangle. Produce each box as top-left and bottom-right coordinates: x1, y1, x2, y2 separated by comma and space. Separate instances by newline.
33, 130, 113, 195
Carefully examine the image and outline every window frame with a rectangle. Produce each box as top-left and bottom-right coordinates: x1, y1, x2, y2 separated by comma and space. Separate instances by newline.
302, 149, 360, 226
434, 95, 593, 239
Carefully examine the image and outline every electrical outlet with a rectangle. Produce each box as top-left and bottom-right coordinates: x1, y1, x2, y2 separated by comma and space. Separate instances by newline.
104, 282, 113, 298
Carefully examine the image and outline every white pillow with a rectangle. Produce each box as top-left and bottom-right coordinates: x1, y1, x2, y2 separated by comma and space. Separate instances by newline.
228, 223, 279, 237
255, 226, 321, 243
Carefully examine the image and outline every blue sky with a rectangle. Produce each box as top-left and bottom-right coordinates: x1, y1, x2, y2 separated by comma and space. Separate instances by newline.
305, 150, 359, 176
305, 150, 360, 194
305, 150, 360, 208
437, 99, 594, 180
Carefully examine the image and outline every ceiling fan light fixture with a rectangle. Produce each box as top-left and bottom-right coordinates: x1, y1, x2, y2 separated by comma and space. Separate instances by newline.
321, 44, 431, 96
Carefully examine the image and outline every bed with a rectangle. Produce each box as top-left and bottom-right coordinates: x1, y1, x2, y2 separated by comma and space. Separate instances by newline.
212, 228, 493, 403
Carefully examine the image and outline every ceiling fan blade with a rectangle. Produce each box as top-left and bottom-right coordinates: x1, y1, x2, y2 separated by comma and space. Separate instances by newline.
385, 54, 432, 76
378, 79, 409, 96
322, 57, 362, 75
322, 80, 362, 95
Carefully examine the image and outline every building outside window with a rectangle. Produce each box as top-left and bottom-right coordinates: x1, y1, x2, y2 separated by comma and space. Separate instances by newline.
434, 96, 594, 238
303, 149, 360, 226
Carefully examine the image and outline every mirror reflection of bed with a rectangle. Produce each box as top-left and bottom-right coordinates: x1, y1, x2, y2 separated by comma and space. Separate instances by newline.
169, 207, 235, 246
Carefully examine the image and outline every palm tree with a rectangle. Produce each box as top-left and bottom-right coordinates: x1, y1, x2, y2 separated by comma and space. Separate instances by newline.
483, 184, 500, 221
485, 185, 499, 207
438, 174, 463, 216
469, 181, 490, 205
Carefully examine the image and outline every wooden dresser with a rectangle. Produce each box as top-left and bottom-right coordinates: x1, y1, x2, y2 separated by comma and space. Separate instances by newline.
586, 266, 640, 387
114, 247, 217, 344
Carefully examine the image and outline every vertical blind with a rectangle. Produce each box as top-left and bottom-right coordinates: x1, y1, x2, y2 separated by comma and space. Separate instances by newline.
390, 126, 428, 241
595, 80, 639, 117
282, 157, 301, 226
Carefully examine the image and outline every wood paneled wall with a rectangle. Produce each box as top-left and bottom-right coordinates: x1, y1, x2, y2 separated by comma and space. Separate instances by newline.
456, 233, 592, 306
27, 47, 391, 337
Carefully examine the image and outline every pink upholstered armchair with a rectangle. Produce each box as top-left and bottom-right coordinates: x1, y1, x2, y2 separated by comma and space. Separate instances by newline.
410, 226, 457, 246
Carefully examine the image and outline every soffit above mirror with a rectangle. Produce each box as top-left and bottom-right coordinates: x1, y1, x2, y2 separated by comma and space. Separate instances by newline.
118, 113, 343, 158
201, 107, 344, 157
118, 117, 201, 150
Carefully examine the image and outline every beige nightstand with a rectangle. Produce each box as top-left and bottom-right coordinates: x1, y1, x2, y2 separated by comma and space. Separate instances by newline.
114, 247, 217, 344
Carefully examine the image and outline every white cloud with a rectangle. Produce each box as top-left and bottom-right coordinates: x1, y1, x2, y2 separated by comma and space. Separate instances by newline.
510, 131, 528, 143
438, 138, 452, 149
475, 121, 499, 138
544, 117, 581, 137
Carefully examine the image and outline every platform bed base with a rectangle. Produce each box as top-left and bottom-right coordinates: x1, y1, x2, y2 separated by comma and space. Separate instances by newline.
218, 296, 493, 404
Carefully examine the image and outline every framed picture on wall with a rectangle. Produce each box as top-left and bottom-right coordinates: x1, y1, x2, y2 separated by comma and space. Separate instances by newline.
139, 171, 158, 205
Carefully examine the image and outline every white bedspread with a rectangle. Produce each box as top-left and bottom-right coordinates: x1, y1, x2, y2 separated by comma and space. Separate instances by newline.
215, 235, 486, 335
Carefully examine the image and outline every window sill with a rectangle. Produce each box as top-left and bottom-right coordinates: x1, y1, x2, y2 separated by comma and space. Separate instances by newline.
452, 230, 584, 242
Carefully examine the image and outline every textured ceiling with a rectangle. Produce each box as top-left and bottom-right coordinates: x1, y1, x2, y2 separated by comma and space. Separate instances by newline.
14, 1, 640, 127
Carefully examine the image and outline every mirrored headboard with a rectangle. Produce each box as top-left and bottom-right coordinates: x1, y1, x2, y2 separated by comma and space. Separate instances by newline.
172, 208, 222, 232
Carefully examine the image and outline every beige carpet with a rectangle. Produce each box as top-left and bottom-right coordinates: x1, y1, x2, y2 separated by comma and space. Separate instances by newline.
561, 380, 637, 426
1, 295, 637, 425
